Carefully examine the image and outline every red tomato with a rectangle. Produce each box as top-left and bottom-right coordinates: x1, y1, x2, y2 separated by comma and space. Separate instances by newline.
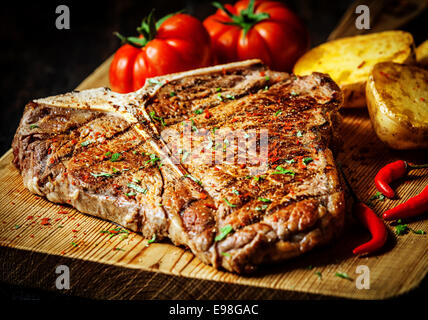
203, 0, 309, 71
109, 12, 213, 93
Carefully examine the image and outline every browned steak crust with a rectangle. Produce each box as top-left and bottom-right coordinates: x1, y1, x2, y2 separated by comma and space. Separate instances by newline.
12, 61, 345, 273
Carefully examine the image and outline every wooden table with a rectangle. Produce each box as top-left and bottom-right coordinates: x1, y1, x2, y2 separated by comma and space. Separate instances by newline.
0, 56, 427, 300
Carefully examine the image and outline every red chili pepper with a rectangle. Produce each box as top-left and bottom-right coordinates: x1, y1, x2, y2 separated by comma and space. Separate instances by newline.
383, 184, 428, 221
375, 160, 428, 198
339, 164, 388, 256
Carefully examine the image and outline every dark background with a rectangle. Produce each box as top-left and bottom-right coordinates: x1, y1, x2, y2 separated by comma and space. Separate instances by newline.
0, 0, 427, 301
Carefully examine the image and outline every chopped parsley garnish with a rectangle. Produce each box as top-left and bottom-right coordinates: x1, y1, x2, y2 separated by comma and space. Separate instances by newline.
110, 153, 121, 162
125, 191, 137, 197
303, 157, 313, 165
290, 91, 299, 97
271, 166, 295, 176
216, 87, 222, 92
370, 191, 385, 202
105, 151, 112, 157
284, 159, 296, 164
335, 272, 352, 280
191, 119, 198, 132
13, 224, 21, 229
145, 153, 160, 165
252, 175, 266, 182
221, 252, 231, 257
265, 75, 270, 81
194, 108, 204, 115
147, 78, 164, 86
90, 172, 112, 178
71, 241, 79, 247
274, 110, 282, 117
147, 234, 156, 245
127, 183, 148, 194
255, 204, 268, 211
149, 110, 166, 127
100, 227, 130, 239
80, 140, 92, 147
296, 130, 303, 137
183, 174, 202, 186
29, 124, 39, 129
225, 94, 235, 100
181, 150, 190, 162
258, 197, 272, 203
232, 189, 240, 195
217, 93, 223, 101
315, 271, 322, 279
215, 225, 233, 241
223, 198, 237, 207
170, 91, 176, 97
394, 219, 425, 235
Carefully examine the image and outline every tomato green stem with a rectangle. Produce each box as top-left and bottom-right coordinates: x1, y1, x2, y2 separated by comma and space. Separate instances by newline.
212, 0, 270, 36
114, 10, 182, 49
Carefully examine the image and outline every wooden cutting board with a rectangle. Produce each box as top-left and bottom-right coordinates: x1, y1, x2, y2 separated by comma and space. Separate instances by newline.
0, 56, 427, 300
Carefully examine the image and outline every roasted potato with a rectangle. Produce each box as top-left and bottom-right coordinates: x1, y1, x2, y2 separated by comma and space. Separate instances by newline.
416, 40, 428, 68
366, 62, 428, 150
293, 31, 416, 108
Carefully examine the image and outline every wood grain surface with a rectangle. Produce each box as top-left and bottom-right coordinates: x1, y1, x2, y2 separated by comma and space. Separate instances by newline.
0, 57, 427, 300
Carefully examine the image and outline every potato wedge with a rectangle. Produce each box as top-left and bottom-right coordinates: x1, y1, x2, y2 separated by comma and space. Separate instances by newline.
366, 62, 428, 150
416, 40, 428, 68
293, 31, 415, 108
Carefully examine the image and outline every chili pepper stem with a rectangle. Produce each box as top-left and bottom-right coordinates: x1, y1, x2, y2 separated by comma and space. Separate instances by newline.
408, 163, 428, 170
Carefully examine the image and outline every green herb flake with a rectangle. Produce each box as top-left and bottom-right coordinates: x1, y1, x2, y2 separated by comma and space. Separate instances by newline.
216, 87, 222, 92
125, 191, 137, 197
71, 241, 79, 247
215, 225, 233, 242
284, 159, 296, 164
149, 111, 166, 127
272, 166, 295, 176
145, 153, 160, 165
13, 224, 21, 230
183, 174, 202, 186
90, 172, 112, 178
194, 108, 203, 115
110, 153, 121, 162
225, 94, 235, 100
223, 198, 237, 208
369, 191, 385, 202
29, 124, 39, 129
100, 227, 130, 239
296, 130, 303, 138
147, 78, 164, 86
80, 140, 92, 147
258, 197, 272, 203
217, 93, 223, 102
274, 110, 282, 117
303, 157, 313, 165
105, 151, 112, 157
147, 234, 156, 245
315, 271, 322, 279
255, 204, 268, 211
221, 252, 231, 257
335, 272, 352, 280
127, 183, 148, 194
290, 91, 299, 97
170, 91, 176, 97
265, 75, 270, 81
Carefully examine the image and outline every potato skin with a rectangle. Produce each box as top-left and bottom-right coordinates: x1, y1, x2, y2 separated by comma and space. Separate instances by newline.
366, 62, 428, 150
294, 31, 416, 108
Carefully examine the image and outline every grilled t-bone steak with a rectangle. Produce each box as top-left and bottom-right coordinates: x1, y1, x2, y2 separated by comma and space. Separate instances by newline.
12, 59, 345, 273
